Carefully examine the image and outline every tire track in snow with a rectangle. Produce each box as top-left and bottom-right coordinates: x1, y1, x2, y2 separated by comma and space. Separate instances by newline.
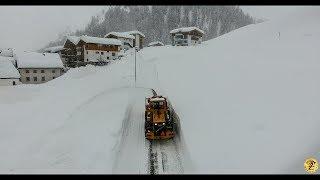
43, 86, 132, 136
135, 57, 190, 174
149, 138, 184, 174
20, 86, 133, 172
148, 106, 184, 174
112, 88, 153, 174
111, 101, 134, 172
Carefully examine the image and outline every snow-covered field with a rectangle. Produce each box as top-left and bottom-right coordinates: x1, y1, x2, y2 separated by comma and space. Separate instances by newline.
0, 62, 137, 173
1, 7, 320, 174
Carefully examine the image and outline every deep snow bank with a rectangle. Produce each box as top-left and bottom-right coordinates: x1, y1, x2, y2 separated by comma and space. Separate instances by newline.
0, 62, 137, 173
1, 7, 320, 174
135, 7, 320, 173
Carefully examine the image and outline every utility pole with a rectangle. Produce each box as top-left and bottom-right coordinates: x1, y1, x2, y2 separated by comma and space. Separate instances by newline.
134, 47, 137, 87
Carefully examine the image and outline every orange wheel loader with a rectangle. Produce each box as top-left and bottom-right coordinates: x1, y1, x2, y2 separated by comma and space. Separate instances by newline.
145, 95, 176, 140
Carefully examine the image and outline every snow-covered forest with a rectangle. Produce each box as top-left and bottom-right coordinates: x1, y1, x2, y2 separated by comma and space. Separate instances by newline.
44, 6, 254, 50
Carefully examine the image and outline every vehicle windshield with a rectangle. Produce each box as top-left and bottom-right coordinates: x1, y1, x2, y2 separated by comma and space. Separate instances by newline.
151, 101, 164, 109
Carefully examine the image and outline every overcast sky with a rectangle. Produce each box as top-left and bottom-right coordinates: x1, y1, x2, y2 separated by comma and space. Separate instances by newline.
0, 6, 302, 51
240, 6, 300, 20
0, 6, 105, 51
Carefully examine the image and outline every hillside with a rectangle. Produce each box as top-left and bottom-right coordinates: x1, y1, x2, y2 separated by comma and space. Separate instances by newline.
44, 6, 254, 50
0, 7, 320, 174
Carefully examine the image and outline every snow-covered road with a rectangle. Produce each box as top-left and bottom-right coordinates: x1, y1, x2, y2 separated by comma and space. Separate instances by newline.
111, 87, 186, 174
149, 137, 184, 174
112, 88, 151, 173
4, 7, 320, 173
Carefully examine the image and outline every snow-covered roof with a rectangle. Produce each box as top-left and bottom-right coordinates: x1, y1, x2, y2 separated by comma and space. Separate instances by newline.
150, 97, 166, 102
170, 27, 205, 35
148, 41, 164, 46
15, 51, 64, 69
126, 31, 146, 38
0, 48, 14, 57
104, 32, 135, 39
0, 56, 15, 64
80, 35, 122, 46
43, 46, 65, 53
0, 60, 20, 79
66, 36, 80, 45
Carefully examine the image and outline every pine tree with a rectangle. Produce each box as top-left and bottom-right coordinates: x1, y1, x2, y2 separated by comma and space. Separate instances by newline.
42, 6, 254, 50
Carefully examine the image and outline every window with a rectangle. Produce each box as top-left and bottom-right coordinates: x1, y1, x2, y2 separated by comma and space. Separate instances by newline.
96, 51, 99, 54
41, 70, 45, 73
33, 77, 37, 81
33, 70, 37, 73
52, 70, 55, 73
87, 59, 89, 61
175, 34, 184, 39
107, 57, 109, 60
41, 77, 45, 81
53, 76, 55, 79
112, 53, 115, 56
26, 77, 30, 81
13, 81, 16, 86
101, 52, 104, 55
26, 70, 29, 73
86, 51, 88, 54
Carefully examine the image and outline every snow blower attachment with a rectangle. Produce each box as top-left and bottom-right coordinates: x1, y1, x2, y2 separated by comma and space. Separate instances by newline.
145, 95, 175, 140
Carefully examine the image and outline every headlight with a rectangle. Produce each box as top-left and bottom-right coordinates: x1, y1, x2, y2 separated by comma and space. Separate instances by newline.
163, 123, 165, 125
155, 123, 157, 125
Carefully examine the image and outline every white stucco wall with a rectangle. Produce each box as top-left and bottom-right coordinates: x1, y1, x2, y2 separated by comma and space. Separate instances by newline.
84, 50, 119, 62
134, 34, 140, 49
118, 37, 133, 47
187, 35, 192, 46
19, 68, 62, 84
186, 35, 202, 46
0, 79, 21, 86
191, 39, 202, 45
